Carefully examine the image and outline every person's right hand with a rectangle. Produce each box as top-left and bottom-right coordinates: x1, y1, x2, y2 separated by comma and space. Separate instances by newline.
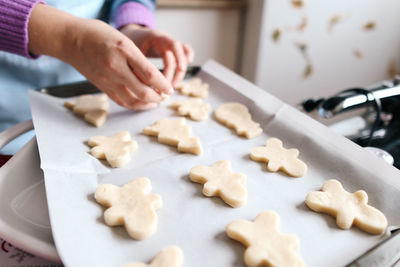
28, 4, 172, 110
63, 19, 174, 110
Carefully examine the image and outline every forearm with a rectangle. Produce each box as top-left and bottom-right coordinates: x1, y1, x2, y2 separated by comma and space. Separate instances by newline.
27, 3, 79, 60
27, 2, 171, 110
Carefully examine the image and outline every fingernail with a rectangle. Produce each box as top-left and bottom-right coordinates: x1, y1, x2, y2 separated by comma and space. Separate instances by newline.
168, 87, 174, 94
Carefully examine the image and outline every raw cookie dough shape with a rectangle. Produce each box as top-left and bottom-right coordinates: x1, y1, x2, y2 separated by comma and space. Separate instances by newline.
64, 93, 109, 127
190, 160, 247, 207
170, 98, 211, 121
175, 77, 209, 98
250, 137, 307, 177
305, 179, 388, 234
122, 246, 183, 267
215, 102, 262, 139
95, 177, 162, 240
88, 131, 138, 168
226, 211, 305, 267
143, 118, 202, 155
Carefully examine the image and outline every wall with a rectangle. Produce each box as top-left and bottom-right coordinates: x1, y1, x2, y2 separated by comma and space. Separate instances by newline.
241, 0, 400, 106
155, 6, 243, 71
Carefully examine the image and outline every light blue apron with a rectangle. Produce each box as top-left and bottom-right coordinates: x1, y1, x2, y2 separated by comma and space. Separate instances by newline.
0, 0, 106, 154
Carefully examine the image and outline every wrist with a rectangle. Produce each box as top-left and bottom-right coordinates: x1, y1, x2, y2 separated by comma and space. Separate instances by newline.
120, 23, 146, 35
120, 23, 151, 48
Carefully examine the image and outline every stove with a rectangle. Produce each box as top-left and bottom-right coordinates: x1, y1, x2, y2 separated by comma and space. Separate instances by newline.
302, 76, 400, 169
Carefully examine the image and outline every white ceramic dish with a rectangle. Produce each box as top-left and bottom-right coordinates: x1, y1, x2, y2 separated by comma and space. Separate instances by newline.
0, 133, 60, 263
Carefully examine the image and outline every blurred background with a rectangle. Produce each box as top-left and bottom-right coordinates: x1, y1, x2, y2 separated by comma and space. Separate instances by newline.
155, 0, 400, 106
155, 0, 400, 168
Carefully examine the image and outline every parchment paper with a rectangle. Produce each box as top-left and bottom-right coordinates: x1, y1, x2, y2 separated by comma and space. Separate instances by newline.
30, 60, 400, 267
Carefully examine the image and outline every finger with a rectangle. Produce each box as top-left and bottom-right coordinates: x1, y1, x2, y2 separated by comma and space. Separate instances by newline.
130, 101, 158, 111
162, 50, 176, 85
183, 43, 195, 63
94, 58, 163, 107
118, 65, 164, 103
104, 89, 138, 109
106, 90, 158, 111
92, 83, 127, 107
129, 83, 163, 103
172, 66, 186, 88
102, 90, 133, 109
169, 41, 187, 87
126, 46, 172, 95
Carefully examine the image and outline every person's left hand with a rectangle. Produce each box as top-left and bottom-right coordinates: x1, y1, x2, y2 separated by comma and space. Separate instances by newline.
120, 24, 195, 87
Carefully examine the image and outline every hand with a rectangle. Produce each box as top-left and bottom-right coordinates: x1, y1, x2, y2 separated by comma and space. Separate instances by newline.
28, 4, 172, 110
120, 24, 195, 87
63, 19, 175, 110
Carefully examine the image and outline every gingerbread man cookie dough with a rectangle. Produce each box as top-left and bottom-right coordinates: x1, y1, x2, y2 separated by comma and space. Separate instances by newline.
215, 103, 262, 139
170, 98, 211, 121
305, 179, 388, 234
95, 177, 162, 240
190, 160, 247, 208
64, 93, 109, 127
226, 211, 305, 267
250, 138, 307, 177
143, 118, 202, 155
175, 77, 209, 98
88, 131, 137, 168
123, 246, 183, 267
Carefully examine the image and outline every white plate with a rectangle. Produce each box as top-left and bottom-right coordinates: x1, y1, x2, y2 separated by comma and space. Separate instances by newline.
0, 137, 61, 263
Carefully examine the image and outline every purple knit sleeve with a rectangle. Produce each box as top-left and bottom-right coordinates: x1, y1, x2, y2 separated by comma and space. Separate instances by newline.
0, 0, 44, 58
114, 2, 155, 29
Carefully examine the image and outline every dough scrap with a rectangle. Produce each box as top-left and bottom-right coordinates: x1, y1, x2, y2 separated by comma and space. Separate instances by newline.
170, 98, 211, 121
305, 179, 388, 234
190, 160, 247, 207
161, 93, 170, 101
215, 103, 262, 139
175, 77, 209, 98
88, 131, 137, 168
226, 211, 305, 267
95, 177, 162, 240
250, 138, 307, 177
122, 246, 183, 267
143, 118, 202, 155
64, 93, 109, 127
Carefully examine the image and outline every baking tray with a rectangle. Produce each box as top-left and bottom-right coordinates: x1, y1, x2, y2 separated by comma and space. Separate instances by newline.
0, 64, 197, 263
19, 60, 400, 266
0, 66, 202, 264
